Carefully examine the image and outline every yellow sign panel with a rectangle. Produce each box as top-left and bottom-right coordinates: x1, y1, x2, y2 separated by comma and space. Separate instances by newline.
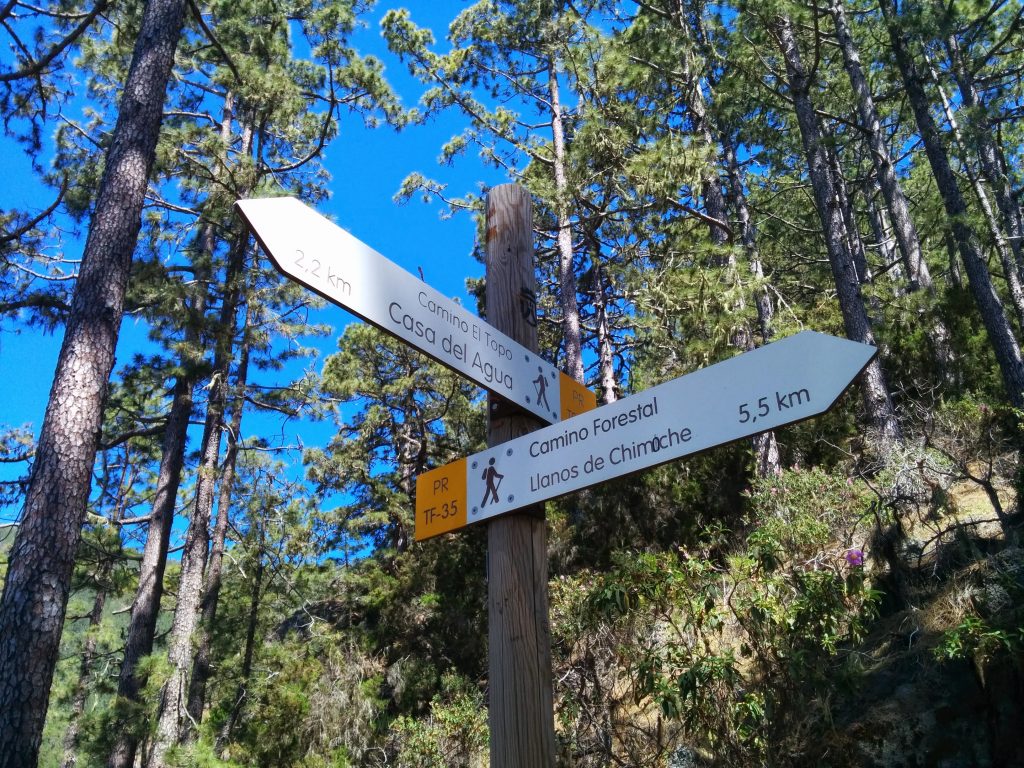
416, 379, 593, 541
415, 458, 468, 541
559, 373, 597, 421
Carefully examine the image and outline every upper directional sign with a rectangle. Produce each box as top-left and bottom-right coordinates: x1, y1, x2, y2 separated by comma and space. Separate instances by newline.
416, 331, 876, 540
236, 197, 596, 424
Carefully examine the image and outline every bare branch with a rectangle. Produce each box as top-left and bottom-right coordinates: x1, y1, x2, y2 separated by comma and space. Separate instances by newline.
0, 0, 109, 83
0, 176, 66, 246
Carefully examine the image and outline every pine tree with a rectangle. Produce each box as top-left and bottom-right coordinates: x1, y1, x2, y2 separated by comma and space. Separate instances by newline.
880, 0, 1024, 408
617, 0, 784, 474
141, 0, 401, 758
0, 0, 188, 761
932, 0, 1024, 273
0, 0, 110, 151
304, 323, 486, 699
769, 9, 902, 446
383, 1, 599, 383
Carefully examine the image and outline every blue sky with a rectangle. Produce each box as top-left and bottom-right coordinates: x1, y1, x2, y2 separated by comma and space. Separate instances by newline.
0, 1, 511, 516
0, 3, 503, 401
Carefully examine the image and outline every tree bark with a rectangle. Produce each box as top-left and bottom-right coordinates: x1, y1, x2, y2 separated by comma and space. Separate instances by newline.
829, 0, 959, 387
581, 220, 619, 405
109, 89, 233, 762
828, 148, 872, 286
881, 0, 1024, 408
945, 229, 963, 289
678, 0, 782, 475
862, 178, 902, 286
773, 13, 902, 445
548, 61, 584, 383
0, 0, 187, 762
828, 0, 933, 291
925, 54, 1024, 332
107, 382, 192, 768
591, 265, 618, 405
674, 11, 732, 256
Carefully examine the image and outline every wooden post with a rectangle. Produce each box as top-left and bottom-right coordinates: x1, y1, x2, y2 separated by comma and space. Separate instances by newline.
484, 184, 557, 767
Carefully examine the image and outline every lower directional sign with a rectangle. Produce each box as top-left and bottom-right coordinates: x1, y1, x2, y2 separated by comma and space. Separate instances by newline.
416, 331, 876, 540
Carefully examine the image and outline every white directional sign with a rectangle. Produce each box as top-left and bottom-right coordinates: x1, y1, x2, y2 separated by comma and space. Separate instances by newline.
416, 331, 876, 539
236, 197, 595, 424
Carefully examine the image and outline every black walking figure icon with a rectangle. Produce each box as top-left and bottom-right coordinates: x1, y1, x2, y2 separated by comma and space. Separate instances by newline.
481, 457, 504, 506
533, 367, 550, 411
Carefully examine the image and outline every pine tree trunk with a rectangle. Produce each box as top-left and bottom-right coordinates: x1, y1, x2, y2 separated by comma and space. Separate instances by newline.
185, 328, 251, 728
721, 132, 782, 477
393, 384, 426, 554
148, 236, 248, 767
675, 16, 731, 254
220, 543, 264, 748
828, 0, 932, 291
548, 61, 584, 383
773, 13, 902, 445
945, 230, 963, 289
830, 0, 959, 387
108, 282, 205, 768
862, 179, 903, 285
148, 405, 219, 765
881, 0, 1024, 408
0, 0, 187, 762
937, 6, 1024, 271
683, 0, 782, 476
692, 115, 730, 252
721, 132, 773, 344
114, 113, 241, 763
62, 568, 110, 768
926, 56, 1024, 332
829, 148, 872, 286
675, 3, 778, 475
591, 263, 618, 404
579, 221, 618, 405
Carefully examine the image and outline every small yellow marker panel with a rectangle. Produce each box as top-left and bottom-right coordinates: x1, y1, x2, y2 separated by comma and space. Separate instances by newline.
559, 373, 597, 421
415, 458, 468, 541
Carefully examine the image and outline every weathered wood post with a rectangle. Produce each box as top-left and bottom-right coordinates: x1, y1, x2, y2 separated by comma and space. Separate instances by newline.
484, 184, 557, 767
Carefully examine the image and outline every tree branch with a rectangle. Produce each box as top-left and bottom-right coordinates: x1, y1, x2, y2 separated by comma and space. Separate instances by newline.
186, 0, 241, 84
0, 0, 109, 82
0, 176, 66, 246
667, 199, 734, 239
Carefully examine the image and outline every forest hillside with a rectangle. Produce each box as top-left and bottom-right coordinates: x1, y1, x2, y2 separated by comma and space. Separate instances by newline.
1, 0, 1023, 766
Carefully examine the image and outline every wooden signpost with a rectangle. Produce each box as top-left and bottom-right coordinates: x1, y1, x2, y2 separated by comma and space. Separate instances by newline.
481, 185, 557, 767
239, 186, 875, 768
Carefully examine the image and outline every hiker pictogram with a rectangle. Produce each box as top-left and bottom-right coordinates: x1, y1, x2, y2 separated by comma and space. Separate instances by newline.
533, 367, 550, 411
481, 457, 504, 506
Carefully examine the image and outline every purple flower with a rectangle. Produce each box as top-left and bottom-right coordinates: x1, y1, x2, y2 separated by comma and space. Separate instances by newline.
844, 548, 865, 567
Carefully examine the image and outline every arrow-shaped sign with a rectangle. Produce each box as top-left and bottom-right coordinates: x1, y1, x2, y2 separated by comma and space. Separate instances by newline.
415, 331, 876, 540
236, 197, 595, 424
